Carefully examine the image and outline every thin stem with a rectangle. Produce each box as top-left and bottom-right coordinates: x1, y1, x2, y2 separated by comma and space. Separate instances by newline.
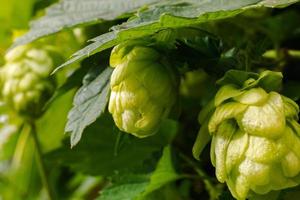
114, 131, 123, 156
12, 123, 29, 168
29, 122, 55, 200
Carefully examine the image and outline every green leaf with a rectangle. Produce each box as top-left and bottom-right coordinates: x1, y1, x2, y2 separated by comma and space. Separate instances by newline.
13, 0, 299, 50
97, 146, 181, 200
140, 146, 181, 197
216, 70, 258, 87
244, 70, 283, 92
192, 119, 211, 160
217, 70, 283, 92
55, 1, 249, 71
65, 67, 113, 147
260, 0, 299, 7
47, 63, 90, 106
11, 0, 161, 48
37, 88, 75, 153
47, 116, 178, 176
98, 174, 149, 200
50, 0, 299, 71
140, 184, 183, 200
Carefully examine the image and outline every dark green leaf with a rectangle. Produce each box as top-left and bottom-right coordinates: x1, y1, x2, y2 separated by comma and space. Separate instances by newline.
13, 0, 299, 50
216, 70, 258, 87
55, 0, 300, 71
98, 174, 149, 200
47, 66, 90, 106
65, 67, 113, 147
140, 146, 181, 197
217, 70, 283, 92
250, 70, 283, 92
47, 116, 178, 176
11, 0, 161, 48
97, 146, 181, 200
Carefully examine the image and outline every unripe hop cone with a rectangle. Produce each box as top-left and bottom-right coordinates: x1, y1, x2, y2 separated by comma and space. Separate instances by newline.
1, 44, 61, 118
108, 40, 178, 137
194, 70, 300, 200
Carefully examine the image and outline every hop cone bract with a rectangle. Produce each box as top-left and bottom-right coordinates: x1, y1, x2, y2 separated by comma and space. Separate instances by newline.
196, 71, 300, 199
1, 44, 61, 118
108, 41, 177, 137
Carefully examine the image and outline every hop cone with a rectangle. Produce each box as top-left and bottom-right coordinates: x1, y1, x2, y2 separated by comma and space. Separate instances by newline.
108, 40, 177, 137
1, 44, 61, 118
195, 70, 300, 199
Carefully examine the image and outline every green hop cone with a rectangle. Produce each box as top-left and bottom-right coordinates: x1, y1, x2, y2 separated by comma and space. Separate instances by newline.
108, 40, 178, 137
193, 70, 300, 200
1, 44, 61, 118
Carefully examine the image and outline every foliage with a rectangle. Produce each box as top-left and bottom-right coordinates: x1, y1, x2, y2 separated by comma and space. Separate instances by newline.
0, 0, 300, 200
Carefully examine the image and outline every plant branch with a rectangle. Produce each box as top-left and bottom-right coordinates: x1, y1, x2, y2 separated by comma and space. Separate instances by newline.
29, 121, 55, 200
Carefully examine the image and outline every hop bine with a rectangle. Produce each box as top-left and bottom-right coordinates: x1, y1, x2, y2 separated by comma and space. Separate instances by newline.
193, 70, 300, 200
1, 44, 62, 118
108, 40, 178, 138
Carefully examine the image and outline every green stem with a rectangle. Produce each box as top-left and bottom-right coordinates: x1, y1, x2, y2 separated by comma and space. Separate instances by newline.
114, 131, 123, 156
12, 123, 29, 168
29, 122, 55, 200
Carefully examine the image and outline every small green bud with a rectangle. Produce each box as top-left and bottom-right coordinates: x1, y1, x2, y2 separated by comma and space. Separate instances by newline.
108, 41, 177, 137
1, 44, 61, 118
196, 71, 300, 200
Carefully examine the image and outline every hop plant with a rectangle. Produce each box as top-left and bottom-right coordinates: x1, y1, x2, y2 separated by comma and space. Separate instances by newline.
1, 44, 61, 118
108, 40, 178, 137
193, 70, 300, 200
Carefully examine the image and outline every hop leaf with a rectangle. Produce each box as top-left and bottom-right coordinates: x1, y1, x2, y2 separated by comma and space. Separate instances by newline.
108, 40, 178, 137
1, 44, 61, 118
194, 70, 300, 200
